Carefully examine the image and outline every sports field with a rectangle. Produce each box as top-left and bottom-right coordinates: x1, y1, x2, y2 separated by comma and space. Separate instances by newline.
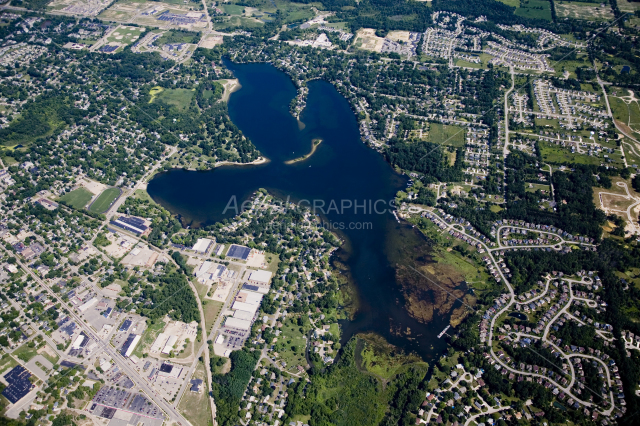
89, 187, 121, 213
59, 188, 94, 210
107, 25, 145, 45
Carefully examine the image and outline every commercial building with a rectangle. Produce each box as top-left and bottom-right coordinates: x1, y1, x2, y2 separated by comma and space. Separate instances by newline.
78, 297, 97, 312
226, 244, 251, 260
224, 317, 252, 331
192, 238, 214, 254
121, 334, 141, 357
233, 310, 254, 321
190, 379, 203, 392
248, 270, 273, 289
157, 362, 183, 379
71, 334, 85, 350
2, 366, 34, 403
231, 301, 260, 316
162, 335, 178, 354
110, 216, 149, 236
195, 261, 212, 279
119, 319, 132, 332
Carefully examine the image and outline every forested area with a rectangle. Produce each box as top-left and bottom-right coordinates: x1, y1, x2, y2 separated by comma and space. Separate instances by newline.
211, 348, 261, 426
139, 267, 201, 323
0, 93, 83, 146
386, 142, 465, 182
284, 339, 390, 426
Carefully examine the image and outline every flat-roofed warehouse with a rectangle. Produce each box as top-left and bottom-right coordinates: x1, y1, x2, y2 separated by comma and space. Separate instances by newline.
224, 317, 251, 331
232, 301, 260, 316
248, 270, 273, 288
233, 309, 254, 321
162, 335, 178, 354
226, 244, 251, 260
110, 216, 149, 236
192, 238, 214, 254
235, 291, 263, 305
121, 333, 141, 357
2, 366, 34, 403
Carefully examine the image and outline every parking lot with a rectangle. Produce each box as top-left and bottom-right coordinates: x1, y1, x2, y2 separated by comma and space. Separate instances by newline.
91, 387, 165, 420
111, 315, 147, 352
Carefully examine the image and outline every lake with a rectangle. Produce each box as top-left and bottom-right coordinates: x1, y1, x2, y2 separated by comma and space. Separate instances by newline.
147, 62, 455, 361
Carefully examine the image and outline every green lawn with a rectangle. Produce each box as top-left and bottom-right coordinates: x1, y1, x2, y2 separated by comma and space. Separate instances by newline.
89, 187, 121, 213
106, 26, 145, 45
610, 96, 630, 124
151, 88, 195, 111
424, 122, 465, 147
155, 30, 201, 46
223, 4, 244, 15
203, 300, 224, 333
132, 189, 156, 204
178, 361, 213, 426
0, 355, 18, 375
59, 188, 94, 210
525, 183, 551, 193
13, 343, 38, 363
515, 0, 552, 21
274, 322, 308, 373
131, 319, 165, 359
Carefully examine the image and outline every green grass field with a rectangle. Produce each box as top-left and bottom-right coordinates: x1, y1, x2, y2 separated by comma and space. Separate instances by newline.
155, 30, 200, 46
274, 322, 308, 373
214, 16, 265, 30
131, 319, 165, 359
556, 1, 614, 21
525, 183, 551, 193
515, 0, 552, 21
203, 300, 224, 333
223, 4, 244, 15
89, 187, 121, 213
13, 343, 38, 363
496, 0, 520, 6
178, 361, 212, 426
59, 187, 94, 210
150, 87, 195, 110
540, 141, 625, 168
425, 123, 466, 147
132, 189, 156, 204
0, 355, 18, 375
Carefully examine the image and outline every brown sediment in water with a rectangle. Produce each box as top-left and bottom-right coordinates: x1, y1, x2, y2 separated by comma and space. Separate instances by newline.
332, 251, 359, 320
390, 226, 468, 325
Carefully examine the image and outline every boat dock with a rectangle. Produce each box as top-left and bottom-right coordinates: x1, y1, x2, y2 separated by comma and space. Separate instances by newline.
437, 325, 451, 339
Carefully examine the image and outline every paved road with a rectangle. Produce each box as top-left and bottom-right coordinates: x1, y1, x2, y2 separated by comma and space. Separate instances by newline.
1, 244, 192, 426
410, 208, 617, 417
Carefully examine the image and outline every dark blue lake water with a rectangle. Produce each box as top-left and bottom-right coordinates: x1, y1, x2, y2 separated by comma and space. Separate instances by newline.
148, 62, 453, 361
